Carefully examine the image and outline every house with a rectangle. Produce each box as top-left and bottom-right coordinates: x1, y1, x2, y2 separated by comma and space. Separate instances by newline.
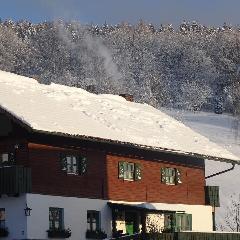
0, 70, 239, 240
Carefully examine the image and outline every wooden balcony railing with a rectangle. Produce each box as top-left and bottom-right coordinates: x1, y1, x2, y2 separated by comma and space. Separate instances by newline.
0, 166, 31, 195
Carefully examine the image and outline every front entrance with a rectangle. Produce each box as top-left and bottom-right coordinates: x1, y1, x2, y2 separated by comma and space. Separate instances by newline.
125, 211, 139, 235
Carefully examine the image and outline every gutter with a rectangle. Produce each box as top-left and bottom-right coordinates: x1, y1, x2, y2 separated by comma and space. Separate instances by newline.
205, 163, 236, 179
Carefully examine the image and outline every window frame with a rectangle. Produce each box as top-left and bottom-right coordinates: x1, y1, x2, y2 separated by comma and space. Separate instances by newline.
165, 168, 176, 185
60, 154, 87, 175
0, 152, 15, 166
119, 161, 142, 181
175, 213, 192, 231
66, 155, 78, 175
161, 167, 182, 185
0, 208, 6, 229
49, 207, 64, 230
87, 210, 100, 232
123, 162, 135, 181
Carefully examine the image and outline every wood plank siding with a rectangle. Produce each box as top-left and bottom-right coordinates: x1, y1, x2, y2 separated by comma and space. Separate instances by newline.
0, 113, 206, 204
106, 154, 205, 204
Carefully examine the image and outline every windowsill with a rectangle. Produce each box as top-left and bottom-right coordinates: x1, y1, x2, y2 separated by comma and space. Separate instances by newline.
123, 178, 134, 182
66, 172, 79, 175
0, 165, 15, 168
165, 183, 177, 186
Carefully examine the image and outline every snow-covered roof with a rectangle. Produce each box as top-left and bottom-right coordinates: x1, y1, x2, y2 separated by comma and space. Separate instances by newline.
0, 70, 239, 164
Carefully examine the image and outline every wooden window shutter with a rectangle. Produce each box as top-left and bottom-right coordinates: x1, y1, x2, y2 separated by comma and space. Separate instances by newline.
81, 157, 87, 174
118, 161, 125, 179
134, 163, 142, 181
174, 213, 181, 232
176, 169, 182, 184
185, 214, 192, 231
9, 152, 15, 164
161, 168, 166, 183
60, 154, 67, 171
77, 156, 87, 175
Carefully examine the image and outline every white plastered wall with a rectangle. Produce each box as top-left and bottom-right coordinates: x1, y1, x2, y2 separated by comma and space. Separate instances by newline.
0, 194, 27, 239
26, 193, 112, 240
0, 193, 213, 240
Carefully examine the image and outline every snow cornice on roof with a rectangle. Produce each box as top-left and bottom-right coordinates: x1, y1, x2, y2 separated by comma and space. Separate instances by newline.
0, 70, 239, 164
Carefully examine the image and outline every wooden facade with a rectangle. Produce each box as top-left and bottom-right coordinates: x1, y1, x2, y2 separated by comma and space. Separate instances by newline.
0, 140, 206, 205
0, 111, 208, 205
106, 154, 205, 204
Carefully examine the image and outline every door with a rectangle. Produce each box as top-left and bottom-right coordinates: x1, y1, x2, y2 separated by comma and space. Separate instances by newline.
125, 211, 138, 235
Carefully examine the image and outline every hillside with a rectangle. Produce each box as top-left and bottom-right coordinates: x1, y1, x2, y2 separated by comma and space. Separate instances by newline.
0, 19, 240, 114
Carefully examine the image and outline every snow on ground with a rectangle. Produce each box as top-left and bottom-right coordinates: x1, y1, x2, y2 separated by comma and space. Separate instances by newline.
0, 70, 239, 163
165, 109, 240, 230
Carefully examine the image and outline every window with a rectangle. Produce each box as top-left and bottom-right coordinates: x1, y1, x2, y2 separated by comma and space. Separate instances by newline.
49, 208, 64, 230
175, 213, 192, 231
0, 209, 5, 228
60, 154, 87, 175
164, 213, 174, 231
66, 156, 78, 174
163, 213, 192, 232
161, 167, 182, 185
124, 162, 134, 180
0, 152, 15, 166
87, 211, 100, 232
118, 161, 142, 181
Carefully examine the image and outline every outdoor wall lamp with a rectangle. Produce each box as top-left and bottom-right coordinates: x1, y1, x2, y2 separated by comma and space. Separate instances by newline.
24, 204, 32, 216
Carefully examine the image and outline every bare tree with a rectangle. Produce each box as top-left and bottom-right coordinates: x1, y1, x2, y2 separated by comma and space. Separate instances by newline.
223, 193, 240, 232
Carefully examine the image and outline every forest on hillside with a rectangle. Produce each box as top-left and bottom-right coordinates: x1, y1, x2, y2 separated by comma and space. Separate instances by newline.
0, 19, 240, 114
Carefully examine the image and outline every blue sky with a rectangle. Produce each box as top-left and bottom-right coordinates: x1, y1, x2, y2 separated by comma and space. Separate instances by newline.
1, 0, 240, 26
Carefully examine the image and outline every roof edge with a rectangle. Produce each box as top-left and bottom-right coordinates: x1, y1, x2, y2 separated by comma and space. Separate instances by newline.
1, 105, 239, 165
33, 129, 240, 165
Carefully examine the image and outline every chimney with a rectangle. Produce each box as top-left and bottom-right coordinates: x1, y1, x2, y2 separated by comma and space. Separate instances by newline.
119, 94, 134, 102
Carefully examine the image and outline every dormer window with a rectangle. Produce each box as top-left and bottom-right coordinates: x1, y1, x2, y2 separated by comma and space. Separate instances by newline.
0, 152, 15, 166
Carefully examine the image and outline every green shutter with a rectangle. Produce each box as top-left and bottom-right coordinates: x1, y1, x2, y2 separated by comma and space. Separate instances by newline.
118, 161, 125, 179
185, 214, 192, 231
205, 186, 220, 207
60, 208, 64, 230
9, 152, 15, 164
79, 156, 87, 175
175, 214, 181, 232
134, 163, 142, 181
161, 168, 166, 183
60, 154, 67, 171
176, 169, 182, 184
82, 157, 87, 174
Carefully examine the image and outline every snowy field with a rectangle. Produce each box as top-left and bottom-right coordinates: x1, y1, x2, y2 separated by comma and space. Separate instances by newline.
165, 109, 240, 230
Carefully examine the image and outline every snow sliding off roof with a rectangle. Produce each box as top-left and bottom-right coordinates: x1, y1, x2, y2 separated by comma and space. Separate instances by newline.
0, 70, 239, 163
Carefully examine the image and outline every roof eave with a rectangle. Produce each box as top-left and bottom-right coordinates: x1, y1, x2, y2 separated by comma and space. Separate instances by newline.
33, 129, 240, 165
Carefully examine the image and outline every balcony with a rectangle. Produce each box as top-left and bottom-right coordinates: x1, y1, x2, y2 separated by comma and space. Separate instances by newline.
0, 166, 31, 195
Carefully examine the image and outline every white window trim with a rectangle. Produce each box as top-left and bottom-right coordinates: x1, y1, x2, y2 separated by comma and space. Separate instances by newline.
123, 162, 135, 181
